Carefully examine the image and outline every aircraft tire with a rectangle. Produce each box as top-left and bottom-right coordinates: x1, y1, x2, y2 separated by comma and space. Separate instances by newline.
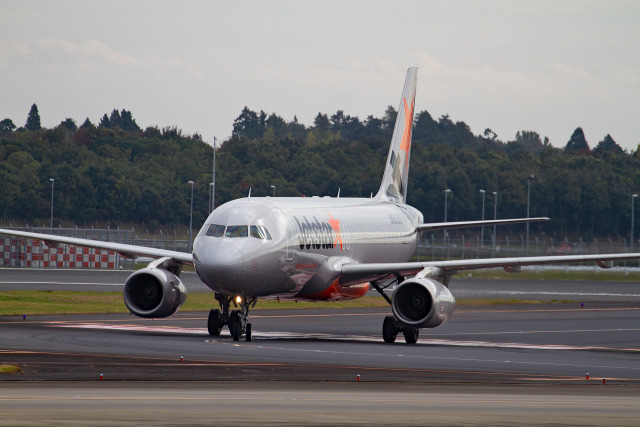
382, 315, 398, 343
245, 323, 252, 342
403, 326, 419, 344
229, 311, 241, 341
207, 309, 222, 336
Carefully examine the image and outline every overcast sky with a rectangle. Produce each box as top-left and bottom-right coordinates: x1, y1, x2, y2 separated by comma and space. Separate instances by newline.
2, 1, 639, 150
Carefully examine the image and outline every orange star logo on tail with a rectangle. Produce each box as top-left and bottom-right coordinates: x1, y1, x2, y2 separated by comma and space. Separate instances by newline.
400, 94, 415, 155
327, 212, 343, 251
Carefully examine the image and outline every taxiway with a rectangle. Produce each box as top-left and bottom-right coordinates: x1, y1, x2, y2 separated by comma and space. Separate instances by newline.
2, 269, 640, 425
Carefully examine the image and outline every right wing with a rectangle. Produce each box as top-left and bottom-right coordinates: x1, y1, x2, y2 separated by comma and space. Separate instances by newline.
0, 228, 193, 265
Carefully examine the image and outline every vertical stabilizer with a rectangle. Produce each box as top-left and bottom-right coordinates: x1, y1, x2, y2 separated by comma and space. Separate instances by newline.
375, 66, 418, 203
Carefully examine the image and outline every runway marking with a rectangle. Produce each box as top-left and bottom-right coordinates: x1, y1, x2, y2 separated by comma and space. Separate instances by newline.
53, 323, 207, 335
433, 327, 640, 337
482, 290, 640, 298
49, 322, 640, 352
0, 281, 123, 286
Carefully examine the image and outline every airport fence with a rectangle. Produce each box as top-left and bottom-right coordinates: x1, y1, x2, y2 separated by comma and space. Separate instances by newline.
2, 226, 638, 269
415, 232, 640, 267
0, 227, 188, 269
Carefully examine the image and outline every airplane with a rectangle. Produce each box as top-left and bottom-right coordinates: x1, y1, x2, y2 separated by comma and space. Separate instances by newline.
2, 65, 640, 344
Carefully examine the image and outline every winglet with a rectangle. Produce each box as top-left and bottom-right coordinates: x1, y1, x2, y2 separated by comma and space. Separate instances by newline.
375, 66, 418, 203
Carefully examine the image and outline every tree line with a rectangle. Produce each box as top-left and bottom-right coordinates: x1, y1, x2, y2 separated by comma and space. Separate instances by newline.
1, 103, 639, 240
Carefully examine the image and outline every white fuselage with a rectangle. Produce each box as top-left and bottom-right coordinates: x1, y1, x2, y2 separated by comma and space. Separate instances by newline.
192, 196, 423, 300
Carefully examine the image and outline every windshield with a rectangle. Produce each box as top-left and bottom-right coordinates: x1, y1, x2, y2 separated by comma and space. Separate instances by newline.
205, 224, 226, 237
205, 223, 271, 239
250, 225, 272, 240
225, 225, 248, 238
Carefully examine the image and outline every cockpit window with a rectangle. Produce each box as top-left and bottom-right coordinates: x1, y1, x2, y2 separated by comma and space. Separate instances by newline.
206, 224, 226, 237
225, 225, 248, 238
250, 225, 272, 240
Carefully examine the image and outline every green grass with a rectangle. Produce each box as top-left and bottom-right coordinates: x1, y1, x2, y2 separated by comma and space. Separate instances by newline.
0, 364, 20, 374
0, 291, 390, 316
462, 268, 640, 282
0, 290, 569, 317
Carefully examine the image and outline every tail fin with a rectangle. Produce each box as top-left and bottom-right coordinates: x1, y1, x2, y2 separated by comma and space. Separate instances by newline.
375, 66, 418, 203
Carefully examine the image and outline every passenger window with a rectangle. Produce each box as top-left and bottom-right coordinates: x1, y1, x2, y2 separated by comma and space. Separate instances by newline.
250, 225, 273, 240
225, 225, 248, 238
206, 224, 226, 237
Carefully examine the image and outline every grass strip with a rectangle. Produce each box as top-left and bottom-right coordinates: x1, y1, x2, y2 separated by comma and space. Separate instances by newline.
462, 268, 640, 282
0, 290, 559, 317
0, 364, 21, 374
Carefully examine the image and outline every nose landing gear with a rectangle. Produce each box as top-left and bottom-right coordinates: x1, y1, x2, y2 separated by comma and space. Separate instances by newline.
208, 293, 256, 341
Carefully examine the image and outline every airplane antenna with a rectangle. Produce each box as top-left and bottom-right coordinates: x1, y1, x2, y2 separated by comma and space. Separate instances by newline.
370, 192, 373, 198
248, 188, 252, 198
337, 188, 341, 198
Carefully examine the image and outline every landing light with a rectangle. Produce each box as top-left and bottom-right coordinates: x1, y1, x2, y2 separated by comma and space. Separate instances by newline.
235, 296, 243, 304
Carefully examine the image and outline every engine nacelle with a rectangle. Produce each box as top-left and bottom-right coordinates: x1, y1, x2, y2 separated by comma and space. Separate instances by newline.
391, 278, 456, 329
123, 267, 187, 318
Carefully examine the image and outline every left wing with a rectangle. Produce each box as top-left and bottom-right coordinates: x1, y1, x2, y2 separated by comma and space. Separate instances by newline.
0, 228, 193, 265
417, 217, 549, 232
339, 253, 640, 287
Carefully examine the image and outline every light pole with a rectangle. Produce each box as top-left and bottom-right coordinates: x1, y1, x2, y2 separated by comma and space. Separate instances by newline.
188, 181, 194, 253
211, 137, 216, 213
632, 194, 638, 251
444, 189, 451, 249
209, 183, 213, 214
526, 174, 535, 255
492, 191, 498, 256
271, 185, 276, 197
479, 189, 485, 248
49, 178, 54, 230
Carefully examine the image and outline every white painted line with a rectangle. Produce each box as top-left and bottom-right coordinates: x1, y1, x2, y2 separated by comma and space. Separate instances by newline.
484, 291, 640, 297
0, 281, 123, 286
49, 323, 640, 352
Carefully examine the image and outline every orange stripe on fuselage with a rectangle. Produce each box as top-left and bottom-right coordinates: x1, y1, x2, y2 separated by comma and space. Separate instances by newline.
294, 279, 370, 301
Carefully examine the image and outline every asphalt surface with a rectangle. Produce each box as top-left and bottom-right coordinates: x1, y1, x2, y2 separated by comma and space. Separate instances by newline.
2, 268, 640, 425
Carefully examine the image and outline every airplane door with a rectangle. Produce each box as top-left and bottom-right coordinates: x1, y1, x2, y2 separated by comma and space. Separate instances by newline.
286, 224, 295, 262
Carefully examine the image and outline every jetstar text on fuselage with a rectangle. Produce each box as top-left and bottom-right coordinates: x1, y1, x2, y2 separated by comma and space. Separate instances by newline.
294, 214, 343, 251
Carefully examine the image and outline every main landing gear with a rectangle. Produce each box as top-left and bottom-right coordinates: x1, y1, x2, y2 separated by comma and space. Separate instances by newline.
382, 315, 419, 344
207, 293, 256, 342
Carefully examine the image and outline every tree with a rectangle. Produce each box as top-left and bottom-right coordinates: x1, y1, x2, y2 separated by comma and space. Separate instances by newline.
382, 106, 397, 132
564, 127, 590, 154
99, 114, 110, 128
79, 118, 94, 129
0, 118, 16, 132
312, 113, 330, 131
60, 118, 77, 132
593, 134, 623, 158
232, 107, 263, 139
25, 103, 42, 131
118, 109, 141, 131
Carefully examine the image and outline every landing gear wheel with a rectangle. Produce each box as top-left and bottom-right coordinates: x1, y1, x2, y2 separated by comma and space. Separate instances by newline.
245, 323, 252, 342
382, 315, 398, 343
403, 326, 419, 344
207, 309, 222, 336
229, 310, 241, 341
228, 310, 239, 333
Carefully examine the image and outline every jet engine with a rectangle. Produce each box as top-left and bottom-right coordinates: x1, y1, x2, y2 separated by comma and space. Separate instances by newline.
391, 278, 456, 328
123, 264, 187, 318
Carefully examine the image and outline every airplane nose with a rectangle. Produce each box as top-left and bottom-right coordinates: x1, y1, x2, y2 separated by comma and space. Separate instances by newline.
196, 243, 244, 284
